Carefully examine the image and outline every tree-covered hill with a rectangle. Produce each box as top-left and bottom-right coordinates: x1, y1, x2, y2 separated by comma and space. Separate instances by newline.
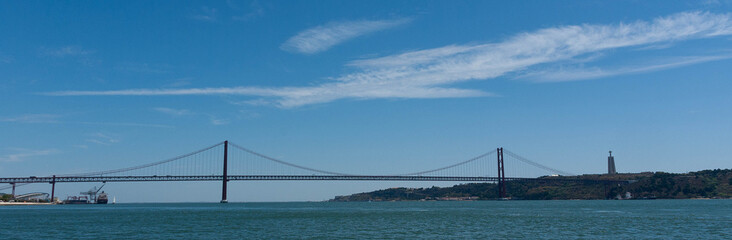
331, 169, 731, 201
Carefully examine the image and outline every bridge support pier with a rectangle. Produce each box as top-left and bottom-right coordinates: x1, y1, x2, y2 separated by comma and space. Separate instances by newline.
11, 183, 15, 199
221, 141, 228, 203
50, 175, 56, 203
497, 148, 506, 199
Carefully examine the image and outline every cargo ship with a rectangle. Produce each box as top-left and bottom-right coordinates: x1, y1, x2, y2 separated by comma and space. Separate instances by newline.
62, 184, 109, 204
96, 192, 108, 204
62, 196, 90, 204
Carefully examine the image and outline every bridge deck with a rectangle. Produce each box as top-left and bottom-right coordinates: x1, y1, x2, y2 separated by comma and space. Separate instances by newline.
0, 175, 626, 184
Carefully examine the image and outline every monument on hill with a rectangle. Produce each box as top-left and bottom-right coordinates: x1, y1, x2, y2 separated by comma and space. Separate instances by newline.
608, 151, 617, 174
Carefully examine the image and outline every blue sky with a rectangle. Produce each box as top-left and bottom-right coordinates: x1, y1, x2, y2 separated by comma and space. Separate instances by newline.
2, 1, 732, 202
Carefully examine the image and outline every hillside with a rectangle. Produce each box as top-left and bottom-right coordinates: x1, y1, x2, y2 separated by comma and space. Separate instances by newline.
331, 169, 732, 201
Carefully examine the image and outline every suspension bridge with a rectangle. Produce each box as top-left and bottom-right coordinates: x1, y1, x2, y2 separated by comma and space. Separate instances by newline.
0, 141, 620, 202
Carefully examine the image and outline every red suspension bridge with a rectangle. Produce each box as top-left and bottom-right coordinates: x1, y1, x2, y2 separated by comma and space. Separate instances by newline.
0, 141, 621, 202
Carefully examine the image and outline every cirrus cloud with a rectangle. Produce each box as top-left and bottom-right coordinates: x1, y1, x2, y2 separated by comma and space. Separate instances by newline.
0, 148, 59, 162
282, 18, 412, 54
45, 11, 732, 108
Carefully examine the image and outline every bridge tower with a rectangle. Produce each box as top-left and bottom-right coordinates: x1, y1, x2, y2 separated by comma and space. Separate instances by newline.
221, 141, 228, 203
497, 148, 506, 199
50, 175, 56, 203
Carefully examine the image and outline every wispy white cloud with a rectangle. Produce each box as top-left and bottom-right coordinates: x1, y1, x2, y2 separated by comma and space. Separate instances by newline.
230, 98, 272, 106
86, 133, 120, 145
45, 11, 732, 107
282, 18, 412, 54
209, 116, 229, 125
39, 45, 99, 66
154, 107, 230, 125
191, 6, 217, 22
45, 85, 487, 108
522, 55, 732, 82
1, 114, 61, 123
115, 62, 170, 74
236, 109, 261, 120
634, 42, 676, 51
73, 121, 174, 128
1, 114, 173, 128
701, 0, 732, 6
0, 52, 13, 63
86, 132, 119, 145
41, 46, 94, 57
164, 77, 194, 87
0, 148, 59, 162
86, 139, 110, 145
230, 0, 265, 21
153, 107, 191, 116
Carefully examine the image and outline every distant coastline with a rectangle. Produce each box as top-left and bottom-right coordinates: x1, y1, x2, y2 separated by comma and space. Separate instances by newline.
331, 169, 732, 201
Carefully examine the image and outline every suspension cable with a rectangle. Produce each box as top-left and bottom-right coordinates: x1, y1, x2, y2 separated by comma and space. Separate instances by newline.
228, 142, 353, 176
398, 149, 497, 176
58, 141, 226, 177
503, 150, 575, 176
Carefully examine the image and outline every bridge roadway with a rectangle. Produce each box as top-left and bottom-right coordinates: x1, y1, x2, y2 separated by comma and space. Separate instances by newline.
0, 175, 626, 184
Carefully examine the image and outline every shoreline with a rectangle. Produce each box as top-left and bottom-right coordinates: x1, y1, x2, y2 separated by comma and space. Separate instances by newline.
0, 202, 55, 206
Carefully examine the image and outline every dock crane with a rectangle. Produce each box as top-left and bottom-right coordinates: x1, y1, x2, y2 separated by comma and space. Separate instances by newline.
80, 183, 105, 203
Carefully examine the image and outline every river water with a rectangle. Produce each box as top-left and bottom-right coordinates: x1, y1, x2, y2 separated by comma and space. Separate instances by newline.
2, 200, 730, 239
